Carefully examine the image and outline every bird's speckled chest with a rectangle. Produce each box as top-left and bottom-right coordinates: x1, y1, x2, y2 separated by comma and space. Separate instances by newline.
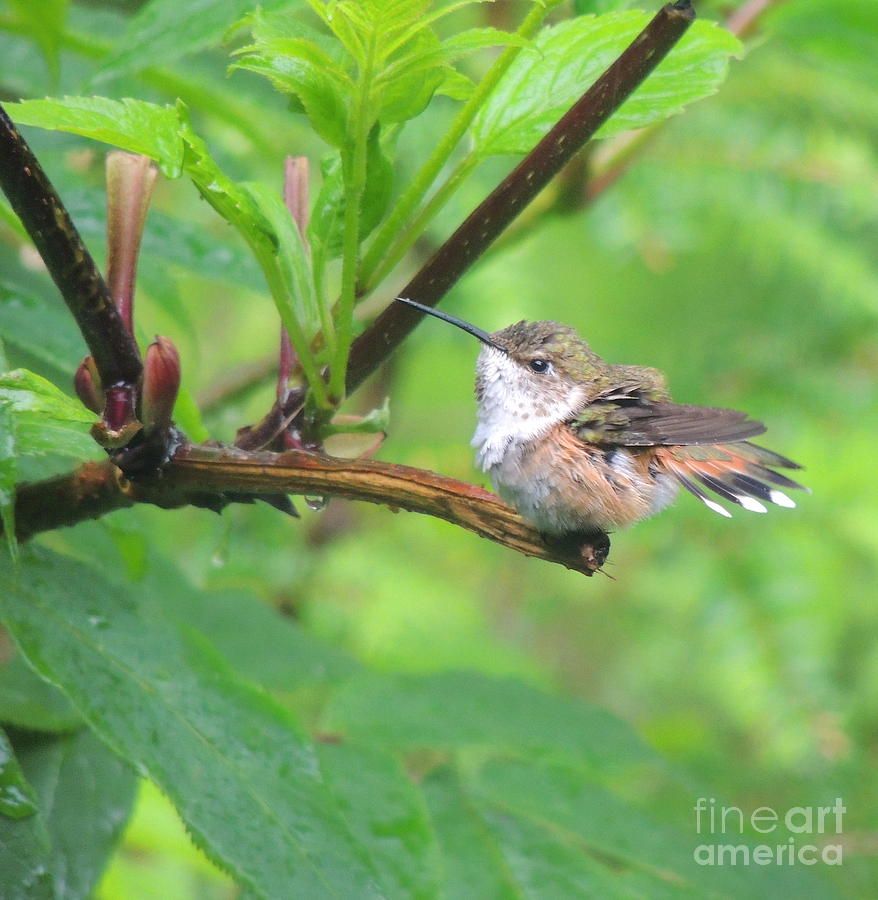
482, 424, 678, 534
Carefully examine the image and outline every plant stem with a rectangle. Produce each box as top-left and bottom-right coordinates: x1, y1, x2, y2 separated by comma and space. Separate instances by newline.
0, 103, 142, 388
329, 31, 377, 402
278, 157, 307, 404
344, 1, 696, 394
357, 0, 563, 292
254, 245, 331, 410
283, 156, 335, 359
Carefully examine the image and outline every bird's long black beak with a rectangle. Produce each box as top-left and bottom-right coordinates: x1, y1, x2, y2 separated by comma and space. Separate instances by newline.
395, 297, 507, 353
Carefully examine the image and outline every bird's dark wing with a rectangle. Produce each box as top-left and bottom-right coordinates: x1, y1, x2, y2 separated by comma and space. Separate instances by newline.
571, 398, 766, 447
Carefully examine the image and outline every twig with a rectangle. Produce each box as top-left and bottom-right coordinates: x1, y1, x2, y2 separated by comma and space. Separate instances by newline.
726, 0, 788, 40
0, 103, 142, 387
10, 446, 606, 576
344, 1, 695, 393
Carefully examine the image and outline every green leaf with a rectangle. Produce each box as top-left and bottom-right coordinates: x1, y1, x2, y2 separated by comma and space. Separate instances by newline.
7, 97, 186, 179
319, 742, 442, 898
375, 29, 446, 125
0, 197, 28, 241
465, 758, 835, 897
0, 546, 382, 898
0, 400, 17, 559
424, 766, 637, 899
421, 768, 521, 899
16, 728, 137, 899
439, 26, 530, 62
0, 369, 96, 460
0, 733, 52, 900
244, 182, 322, 342
435, 67, 476, 101
425, 759, 837, 899
93, 0, 304, 83
471, 801, 637, 897
231, 13, 351, 147
239, 1, 487, 138
176, 102, 277, 251
0, 279, 85, 376
321, 670, 657, 770
140, 553, 359, 691
0, 727, 37, 819
471, 13, 742, 156
0, 652, 81, 733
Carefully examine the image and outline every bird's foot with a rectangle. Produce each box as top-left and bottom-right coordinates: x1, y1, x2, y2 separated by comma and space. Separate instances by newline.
540, 529, 611, 575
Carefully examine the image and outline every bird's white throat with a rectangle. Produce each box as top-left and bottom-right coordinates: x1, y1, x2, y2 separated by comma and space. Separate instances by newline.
471, 349, 584, 470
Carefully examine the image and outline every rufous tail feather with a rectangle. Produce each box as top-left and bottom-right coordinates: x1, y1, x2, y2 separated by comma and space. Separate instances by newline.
656, 441, 808, 518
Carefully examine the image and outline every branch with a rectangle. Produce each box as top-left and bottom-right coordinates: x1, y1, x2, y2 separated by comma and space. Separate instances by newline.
0, 103, 142, 387
344, 0, 695, 393
475, 0, 783, 261
11, 447, 608, 576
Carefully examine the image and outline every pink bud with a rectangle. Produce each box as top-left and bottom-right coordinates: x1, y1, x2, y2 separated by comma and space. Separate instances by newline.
73, 356, 103, 413
141, 336, 181, 428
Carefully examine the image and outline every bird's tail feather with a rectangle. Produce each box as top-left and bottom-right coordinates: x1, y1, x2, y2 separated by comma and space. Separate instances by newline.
656, 441, 808, 517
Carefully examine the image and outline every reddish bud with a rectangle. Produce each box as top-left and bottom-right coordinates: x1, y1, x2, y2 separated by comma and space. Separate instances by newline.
106, 152, 157, 332
141, 336, 181, 428
74, 356, 103, 413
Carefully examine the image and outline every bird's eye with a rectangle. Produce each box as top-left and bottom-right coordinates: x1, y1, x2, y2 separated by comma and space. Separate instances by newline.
529, 359, 551, 374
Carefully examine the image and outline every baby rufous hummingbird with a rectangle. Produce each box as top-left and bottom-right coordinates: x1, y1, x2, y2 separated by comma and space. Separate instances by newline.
397, 298, 806, 563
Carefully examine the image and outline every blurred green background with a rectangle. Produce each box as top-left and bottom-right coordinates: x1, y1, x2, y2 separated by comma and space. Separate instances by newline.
1, 0, 876, 895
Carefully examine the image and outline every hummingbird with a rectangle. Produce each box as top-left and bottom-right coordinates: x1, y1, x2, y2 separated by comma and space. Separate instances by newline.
396, 298, 806, 559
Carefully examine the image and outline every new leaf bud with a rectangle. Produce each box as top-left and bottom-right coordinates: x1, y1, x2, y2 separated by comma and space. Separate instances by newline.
74, 356, 103, 413
141, 336, 181, 428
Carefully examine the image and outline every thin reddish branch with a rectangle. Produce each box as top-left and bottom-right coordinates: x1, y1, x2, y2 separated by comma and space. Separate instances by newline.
10, 447, 605, 575
726, 0, 788, 39
278, 156, 309, 405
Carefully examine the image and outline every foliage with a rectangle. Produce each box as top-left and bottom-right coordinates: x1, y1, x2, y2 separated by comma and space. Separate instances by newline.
0, 0, 876, 897
6, 0, 737, 407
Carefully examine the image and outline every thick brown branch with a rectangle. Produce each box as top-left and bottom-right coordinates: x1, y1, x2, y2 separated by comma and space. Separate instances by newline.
13, 462, 135, 539
344, 1, 695, 393
0, 103, 142, 387
11, 446, 605, 576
